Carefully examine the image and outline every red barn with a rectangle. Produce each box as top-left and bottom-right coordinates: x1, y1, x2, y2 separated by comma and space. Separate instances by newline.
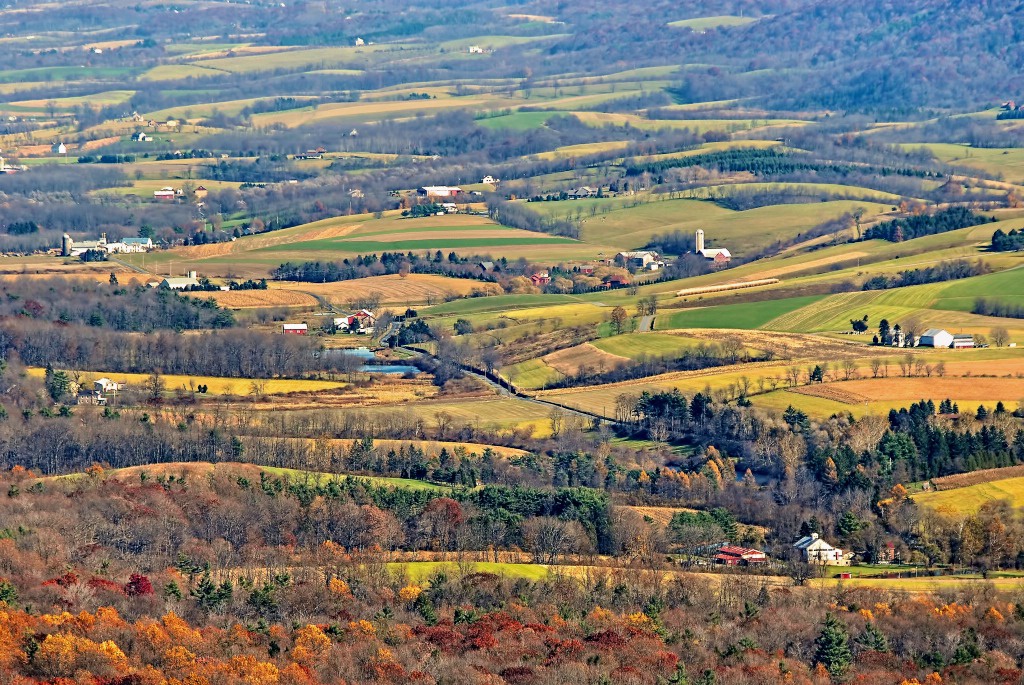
282, 323, 308, 335
713, 546, 767, 566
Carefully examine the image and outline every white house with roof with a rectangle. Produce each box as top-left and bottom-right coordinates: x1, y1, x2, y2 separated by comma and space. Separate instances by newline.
161, 271, 199, 290
616, 250, 664, 270
918, 328, 954, 348
793, 533, 850, 566
418, 185, 462, 199
122, 237, 153, 251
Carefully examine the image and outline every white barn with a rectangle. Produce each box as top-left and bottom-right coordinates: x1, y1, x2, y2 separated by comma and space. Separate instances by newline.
918, 328, 954, 348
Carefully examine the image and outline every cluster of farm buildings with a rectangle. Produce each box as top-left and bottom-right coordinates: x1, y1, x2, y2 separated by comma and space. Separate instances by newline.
705, 533, 864, 569
60, 233, 154, 257
282, 310, 377, 336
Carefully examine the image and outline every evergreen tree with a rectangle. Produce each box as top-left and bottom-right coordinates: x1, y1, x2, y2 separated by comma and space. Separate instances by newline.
814, 613, 852, 678
856, 622, 889, 652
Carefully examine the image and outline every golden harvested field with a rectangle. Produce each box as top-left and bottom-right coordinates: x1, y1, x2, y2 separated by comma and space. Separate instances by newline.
931, 465, 1024, 491
251, 96, 506, 128
531, 141, 633, 160
207, 289, 319, 309
913, 476, 1024, 515
290, 274, 483, 306
824, 377, 1024, 403
542, 343, 627, 376
25, 368, 349, 396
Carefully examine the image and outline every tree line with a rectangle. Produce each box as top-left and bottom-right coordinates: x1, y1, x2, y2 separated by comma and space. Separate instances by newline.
862, 207, 993, 242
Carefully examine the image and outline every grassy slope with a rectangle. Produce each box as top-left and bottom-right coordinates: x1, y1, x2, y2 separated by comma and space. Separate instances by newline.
913, 476, 1024, 514
660, 295, 826, 330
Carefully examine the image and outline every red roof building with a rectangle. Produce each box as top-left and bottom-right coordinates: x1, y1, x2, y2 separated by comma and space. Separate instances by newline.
713, 546, 767, 566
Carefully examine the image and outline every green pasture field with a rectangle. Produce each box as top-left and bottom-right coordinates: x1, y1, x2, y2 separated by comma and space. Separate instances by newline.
668, 15, 760, 30
680, 182, 909, 204
477, 111, 558, 130
900, 143, 1024, 184
425, 294, 580, 317
660, 295, 826, 330
503, 358, 565, 389
931, 267, 1024, 312
562, 197, 892, 254
591, 333, 702, 359
0, 66, 135, 83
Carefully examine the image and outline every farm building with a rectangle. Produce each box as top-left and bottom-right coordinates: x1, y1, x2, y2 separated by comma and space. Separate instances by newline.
283, 323, 308, 335
616, 250, 663, 270
567, 186, 597, 199
51, 142, 67, 154
418, 186, 462, 199
161, 271, 200, 290
334, 310, 376, 333
695, 229, 732, 265
153, 187, 181, 201
130, 132, 151, 142
713, 546, 767, 566
952, 334, 975, 349
64, 233, 108, 257
793, 533, 850, 566
603, 274, 630, 288
122, 237, 153, 251
530, 272, 552, 287
918, 329, 953, 348
94, 378, 125, 394
481, 175, 498, 184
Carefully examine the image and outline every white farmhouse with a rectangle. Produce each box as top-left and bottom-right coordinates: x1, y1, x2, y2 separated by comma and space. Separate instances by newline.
793, 533, 850, 566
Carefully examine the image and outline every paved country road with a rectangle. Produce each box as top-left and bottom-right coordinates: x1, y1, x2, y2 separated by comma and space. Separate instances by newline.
637, 315, 655, 332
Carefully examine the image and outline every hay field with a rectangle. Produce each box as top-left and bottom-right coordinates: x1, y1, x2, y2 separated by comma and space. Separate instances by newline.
140, 64, 227, 81
206, 289, 319, 309
286, 274, 483, 306
25, 368, 348, 396
342, 397, 558, 438
913, 476, 1024, 514
11, 90, 135, 111
543, 343, 627, 376
531, 140, 632, 160
250, 96, 509, 128
816, 376, 1024, 404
